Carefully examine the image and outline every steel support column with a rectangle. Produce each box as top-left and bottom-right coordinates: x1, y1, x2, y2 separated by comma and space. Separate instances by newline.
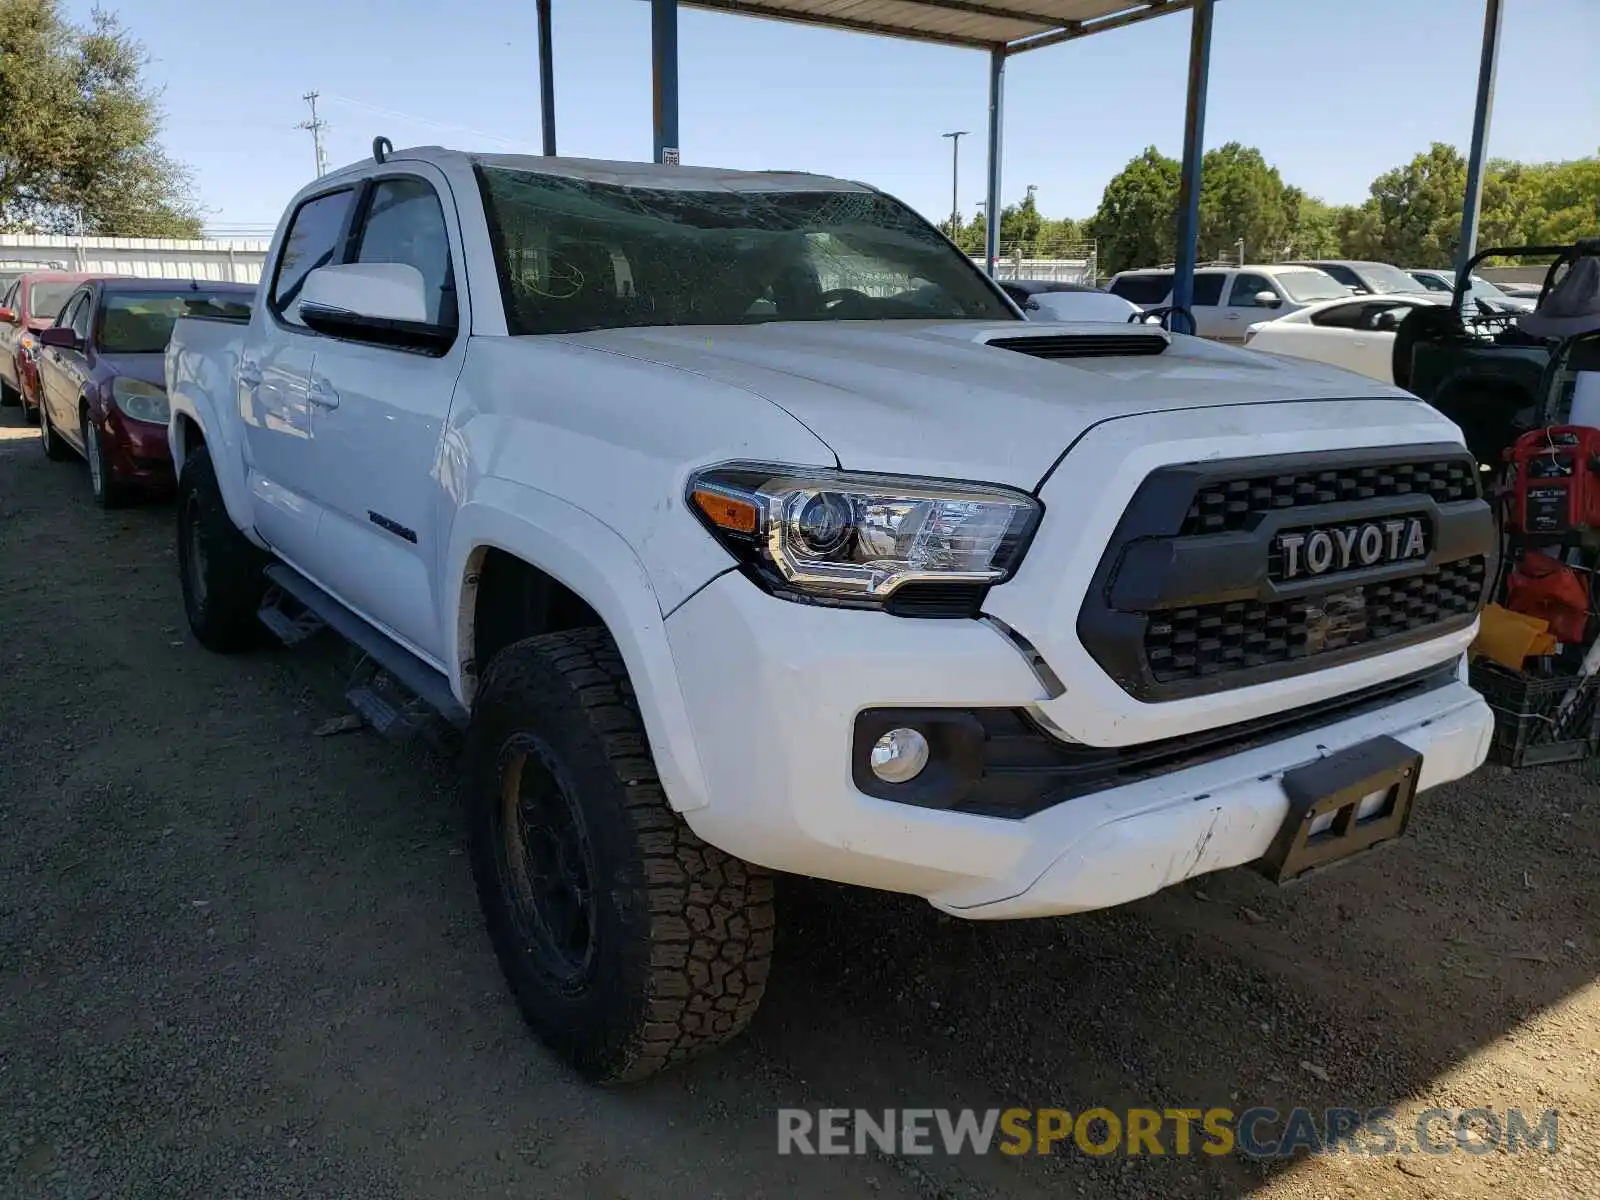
652, 0, 680, 164
1169, 0, 1213, 335
1456, 0, 1503, 272
536, 0, 557, 156
983, 46, 1005, 277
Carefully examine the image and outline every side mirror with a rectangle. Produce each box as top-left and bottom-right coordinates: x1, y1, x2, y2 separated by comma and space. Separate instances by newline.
0, 307, 15, 324
1254, 290, 1282, 309
38, 326, 79, 350
297, 263, 453, 352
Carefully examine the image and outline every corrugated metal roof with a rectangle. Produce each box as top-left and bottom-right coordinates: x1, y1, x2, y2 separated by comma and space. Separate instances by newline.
680, 0, 1193, 51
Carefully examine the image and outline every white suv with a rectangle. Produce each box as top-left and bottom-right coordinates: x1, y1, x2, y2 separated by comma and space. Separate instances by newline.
1107, 265, 1352, 340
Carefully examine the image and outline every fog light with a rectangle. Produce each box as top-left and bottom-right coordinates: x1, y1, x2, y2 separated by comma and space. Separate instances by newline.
870, 728, 929, 783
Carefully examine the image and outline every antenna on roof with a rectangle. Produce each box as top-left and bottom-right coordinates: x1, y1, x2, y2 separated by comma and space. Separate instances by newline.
372, 136, 393, 164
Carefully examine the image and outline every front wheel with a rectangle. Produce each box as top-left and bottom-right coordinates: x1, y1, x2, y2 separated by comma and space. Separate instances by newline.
83, 410, 130, 509
176, 444, 268, 652
467, 627, 775, 1083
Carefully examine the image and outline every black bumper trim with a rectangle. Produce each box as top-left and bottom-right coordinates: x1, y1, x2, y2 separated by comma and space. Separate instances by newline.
851, 661, 1460, 820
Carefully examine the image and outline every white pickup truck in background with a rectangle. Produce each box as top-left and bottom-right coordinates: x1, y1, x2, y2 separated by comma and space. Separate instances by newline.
166, 144, 1496, 1083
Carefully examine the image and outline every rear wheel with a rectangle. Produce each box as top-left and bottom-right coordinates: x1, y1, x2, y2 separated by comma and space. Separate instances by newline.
176, 444, 268, 652
467, 627, 775, 1083
39, 401, 70, 461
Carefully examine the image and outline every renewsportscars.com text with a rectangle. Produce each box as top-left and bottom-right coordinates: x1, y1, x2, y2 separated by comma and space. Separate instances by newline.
777, 1107, 1560, 1159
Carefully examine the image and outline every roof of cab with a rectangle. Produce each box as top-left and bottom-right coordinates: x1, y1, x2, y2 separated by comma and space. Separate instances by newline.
324, 145, 866, 195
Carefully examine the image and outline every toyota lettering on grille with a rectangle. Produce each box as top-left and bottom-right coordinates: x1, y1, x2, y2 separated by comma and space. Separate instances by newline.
1277, 517, 1427, 581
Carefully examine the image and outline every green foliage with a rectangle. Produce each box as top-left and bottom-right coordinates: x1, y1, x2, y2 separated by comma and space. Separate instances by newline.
0, 0, 201, 237
1089, 147, 1180, 275
1047, 140, 1598, 276
1197, 142, 1290, 263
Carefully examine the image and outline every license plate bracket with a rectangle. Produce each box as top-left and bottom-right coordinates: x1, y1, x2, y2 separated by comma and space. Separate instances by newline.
1257, 735, 1422, 884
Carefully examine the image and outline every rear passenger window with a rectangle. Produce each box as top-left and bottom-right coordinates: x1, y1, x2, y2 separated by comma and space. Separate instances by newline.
1309, 302, 1366, 329
271, 189, 355, 327
1109, 273, 1172, 305
1192, 274, 1225, 306
353, 177, 457, 330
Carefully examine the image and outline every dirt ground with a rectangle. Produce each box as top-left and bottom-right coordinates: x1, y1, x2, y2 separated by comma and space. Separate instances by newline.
1, 403, 1596, 1200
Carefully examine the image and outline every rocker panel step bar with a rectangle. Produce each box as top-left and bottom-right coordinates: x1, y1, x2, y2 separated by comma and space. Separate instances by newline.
261, 563, 469, 728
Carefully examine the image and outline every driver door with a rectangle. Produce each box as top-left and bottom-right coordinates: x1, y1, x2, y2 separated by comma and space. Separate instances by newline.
1219, 273, 1283, 342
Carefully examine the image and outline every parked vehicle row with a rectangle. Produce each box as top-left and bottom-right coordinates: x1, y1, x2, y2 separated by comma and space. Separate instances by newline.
157, 144, 1492, 1086
7, 269, 253, 505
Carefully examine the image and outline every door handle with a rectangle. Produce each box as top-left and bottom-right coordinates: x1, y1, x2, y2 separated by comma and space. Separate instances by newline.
307, 378, 340, 409
1225, 313, 1242, 320
237, 360, 262, 388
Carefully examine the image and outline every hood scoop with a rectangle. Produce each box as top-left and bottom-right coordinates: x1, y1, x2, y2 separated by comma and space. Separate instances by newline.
984, 332, 1170, 360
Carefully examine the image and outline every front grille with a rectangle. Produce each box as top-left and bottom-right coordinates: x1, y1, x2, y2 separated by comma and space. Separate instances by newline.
1146, 557, 1487, 682
987, 333, 1168, 360
1181, 457, 1479, 536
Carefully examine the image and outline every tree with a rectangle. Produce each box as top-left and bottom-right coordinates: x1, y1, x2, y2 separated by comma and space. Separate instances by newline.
0, 0, 201, 237
1089, 147, 1180, 276
1282, 188, 1346, 258
1197, 142, 1290, 262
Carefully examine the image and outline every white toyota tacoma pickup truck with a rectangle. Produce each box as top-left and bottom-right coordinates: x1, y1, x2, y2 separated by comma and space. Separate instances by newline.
166, 144, 1496, 1082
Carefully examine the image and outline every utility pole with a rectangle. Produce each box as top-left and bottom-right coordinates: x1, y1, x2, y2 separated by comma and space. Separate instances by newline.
298, 91, 329, 178
941, 131, 968, 237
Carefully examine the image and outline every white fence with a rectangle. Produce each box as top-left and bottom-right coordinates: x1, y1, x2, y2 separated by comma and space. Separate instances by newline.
970, 252, 1099, 286
0, 234, 270, 284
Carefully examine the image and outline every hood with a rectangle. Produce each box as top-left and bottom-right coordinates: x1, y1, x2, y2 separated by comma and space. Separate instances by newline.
98, 352, 166, 388
558, 321, 1418, 489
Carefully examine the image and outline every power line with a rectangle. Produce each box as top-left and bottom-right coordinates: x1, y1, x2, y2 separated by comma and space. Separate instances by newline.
297, 91, 329, 178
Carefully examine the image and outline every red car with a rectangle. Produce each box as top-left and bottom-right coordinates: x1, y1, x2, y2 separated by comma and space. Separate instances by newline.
0, 271, 97, 422
35, 277, 255, 507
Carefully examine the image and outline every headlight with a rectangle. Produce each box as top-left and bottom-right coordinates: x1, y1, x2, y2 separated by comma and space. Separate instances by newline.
687, 464, 1041, 615
111, 378, 170, 424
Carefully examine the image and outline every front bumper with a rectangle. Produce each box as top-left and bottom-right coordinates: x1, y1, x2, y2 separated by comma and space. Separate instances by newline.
665, 572, 1492, 919
102, 408, 175, 491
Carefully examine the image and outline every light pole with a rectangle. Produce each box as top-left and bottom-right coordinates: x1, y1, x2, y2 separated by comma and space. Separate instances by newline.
941, 131, 969, 236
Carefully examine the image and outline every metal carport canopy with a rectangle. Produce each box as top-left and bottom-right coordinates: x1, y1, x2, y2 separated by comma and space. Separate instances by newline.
677, 0, 1193, 51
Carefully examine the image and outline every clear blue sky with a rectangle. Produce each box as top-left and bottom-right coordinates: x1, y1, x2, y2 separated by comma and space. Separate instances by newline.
86, 0, 1600, 233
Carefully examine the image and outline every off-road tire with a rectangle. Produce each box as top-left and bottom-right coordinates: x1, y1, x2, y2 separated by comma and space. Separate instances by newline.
467, 627, 775, 1083
39, 401, 70, 461
177, 445, 268, 652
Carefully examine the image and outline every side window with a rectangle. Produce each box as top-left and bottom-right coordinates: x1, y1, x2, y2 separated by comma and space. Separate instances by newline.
69, 291, 94, 341
1, 283, 15, 309
1319, 263, 1360, 289
353, 177, 457, 330
1310, 302, 1366, 329
271, 188, 356, 327
1191, 273, 1226, 306
1229, 273, 1279, 307
1109, 273, 1173, 305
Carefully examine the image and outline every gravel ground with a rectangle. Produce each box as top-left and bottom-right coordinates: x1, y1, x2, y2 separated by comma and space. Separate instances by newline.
1, 404, 1596, 1199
